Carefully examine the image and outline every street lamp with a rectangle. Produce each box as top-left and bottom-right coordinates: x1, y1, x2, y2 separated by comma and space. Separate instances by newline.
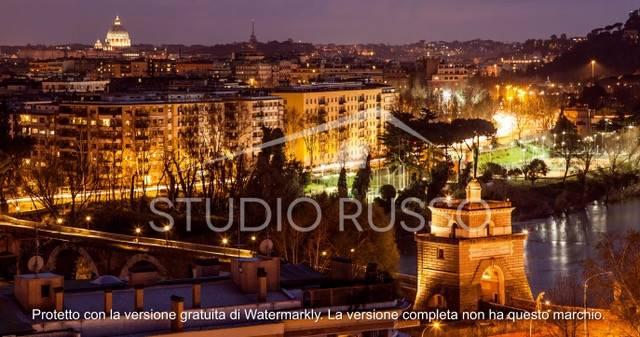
56, 218, 63, 225
163, 224, 171, 245
583, 271, 612, 337
531, 292, 545, 337
221, 237, 229, 246
85, 215, 92, 229
590, 60, 596, 81
421, 321, 443, 337
135, 227, 141, 242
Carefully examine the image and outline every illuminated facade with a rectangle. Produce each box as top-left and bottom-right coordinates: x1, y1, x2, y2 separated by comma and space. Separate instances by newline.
95, 16, 132, 50
414, 180, 532, 312
273, 83, 397, 168
428, 62, 469, 88
16, 93, 284, 189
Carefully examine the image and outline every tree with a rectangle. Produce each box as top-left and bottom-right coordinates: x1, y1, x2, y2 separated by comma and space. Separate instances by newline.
507, 167, 523, 178
337, 167, 348, 198
21, 155, 65, 216
0, 99, 34, 209
352, 154, 372, 201
376, 184, 397, 213
426, 161, 451, 202
576, 136, 597, 187
481, 162, 507, 181
450, 118, 497, 179
592, 232, 640, 336
523, 159, 548, 186
379, 110, 431, 178
552, 113, 579, 183
545, 276, 583, 337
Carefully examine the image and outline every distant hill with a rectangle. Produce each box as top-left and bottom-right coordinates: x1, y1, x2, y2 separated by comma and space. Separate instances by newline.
537, 9, 640, 80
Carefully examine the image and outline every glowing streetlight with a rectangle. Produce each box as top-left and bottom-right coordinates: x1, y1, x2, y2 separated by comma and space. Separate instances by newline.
432, 321, 442, 330
163, 224, 171, 245
350, 248, 355, 253
135, 227, 141, 242
590, 60, 596, 80
221, 237, 229, 245
250, 235, 257, 242
56, 218, 63, 225
85, 215, 92, 229
321, 251, 327, 256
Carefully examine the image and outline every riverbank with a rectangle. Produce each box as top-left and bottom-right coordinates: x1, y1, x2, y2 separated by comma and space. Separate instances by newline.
483, 176, 640, 221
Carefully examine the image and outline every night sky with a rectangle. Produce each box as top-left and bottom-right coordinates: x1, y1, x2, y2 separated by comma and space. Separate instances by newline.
0, 0, 637, 45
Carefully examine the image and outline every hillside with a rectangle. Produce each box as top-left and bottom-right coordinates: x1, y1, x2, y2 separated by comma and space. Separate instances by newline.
537, 9, 640, 80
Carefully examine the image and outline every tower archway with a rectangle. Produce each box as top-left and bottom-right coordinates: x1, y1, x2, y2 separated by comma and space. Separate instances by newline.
480, 265, 505, 304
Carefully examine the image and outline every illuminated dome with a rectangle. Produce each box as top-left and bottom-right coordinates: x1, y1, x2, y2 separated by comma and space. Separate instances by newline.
105, 16, 131, 49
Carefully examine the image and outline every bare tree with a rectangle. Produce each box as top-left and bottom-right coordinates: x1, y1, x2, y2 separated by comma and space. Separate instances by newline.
593, 232, 640, 337
545, 276, 582, 337
22, 155, 64, 217
576, 136, 598, 187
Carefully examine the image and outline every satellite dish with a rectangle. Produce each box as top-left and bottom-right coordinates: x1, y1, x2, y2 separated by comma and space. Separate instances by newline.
258, 239, 274, 256
28, 255, 44, 273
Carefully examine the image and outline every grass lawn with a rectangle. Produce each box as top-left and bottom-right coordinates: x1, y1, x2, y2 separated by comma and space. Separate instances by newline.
479, 143, 550, 169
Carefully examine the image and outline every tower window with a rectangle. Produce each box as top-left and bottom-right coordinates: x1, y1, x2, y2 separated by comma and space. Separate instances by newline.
437, 248, 445, 260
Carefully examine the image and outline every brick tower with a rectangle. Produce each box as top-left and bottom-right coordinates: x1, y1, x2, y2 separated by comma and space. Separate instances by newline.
414, 179, 532, 312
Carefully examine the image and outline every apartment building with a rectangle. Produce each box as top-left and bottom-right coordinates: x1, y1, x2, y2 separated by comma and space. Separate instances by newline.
428, 62, 469, 88
273, 83, 397, 168
14, 92, 284, 190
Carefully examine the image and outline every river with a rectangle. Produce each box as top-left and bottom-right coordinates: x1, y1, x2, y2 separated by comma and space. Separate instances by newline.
399, 198, 640, 295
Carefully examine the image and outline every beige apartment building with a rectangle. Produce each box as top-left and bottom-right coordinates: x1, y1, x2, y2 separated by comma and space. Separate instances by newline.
15, 92, 284, 191
273, 83, 397, 169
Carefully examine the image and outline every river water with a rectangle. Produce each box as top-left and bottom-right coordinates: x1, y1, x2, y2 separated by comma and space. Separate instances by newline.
400, 199, 640, 295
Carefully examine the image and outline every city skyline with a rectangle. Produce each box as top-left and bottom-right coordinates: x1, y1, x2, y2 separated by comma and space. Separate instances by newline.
0, 0, 638, 45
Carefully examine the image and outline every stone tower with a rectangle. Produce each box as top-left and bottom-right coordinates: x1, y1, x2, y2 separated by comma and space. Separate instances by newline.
414, 179, 532, 312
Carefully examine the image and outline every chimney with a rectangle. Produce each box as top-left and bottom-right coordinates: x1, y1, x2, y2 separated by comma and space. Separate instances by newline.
53, 287, 64, 311
257, 268, 267, 303
104, 289, 113, 314
192, 281, 201, 308
171, 295, 184, 332
134, 285, 144, 312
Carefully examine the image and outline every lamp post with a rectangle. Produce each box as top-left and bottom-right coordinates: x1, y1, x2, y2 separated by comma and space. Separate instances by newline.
135, 227, 141, 243
85, 215, 92, 229
530, 292, 545, 337
583, 271, 612, 337
590, 60, 596, 81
